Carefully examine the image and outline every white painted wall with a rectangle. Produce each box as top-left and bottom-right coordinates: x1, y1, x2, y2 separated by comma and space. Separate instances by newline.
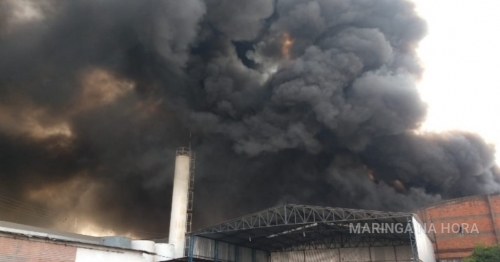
75, 247, 146, 262
131, 240, 155, 262
413, 217, 436, 262
155, 243, 174, 262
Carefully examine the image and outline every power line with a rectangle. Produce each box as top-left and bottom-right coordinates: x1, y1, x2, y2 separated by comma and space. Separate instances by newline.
0, 193, 64, 224
0, 194, 59, 215
0, 203, 59, 222
0, 193, 168, 239
0, 195, 59, 217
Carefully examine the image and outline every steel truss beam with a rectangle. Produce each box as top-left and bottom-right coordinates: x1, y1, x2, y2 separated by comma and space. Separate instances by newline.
193, 204, 411, 235
407, 217, 419, 262
191, 204, 419, 254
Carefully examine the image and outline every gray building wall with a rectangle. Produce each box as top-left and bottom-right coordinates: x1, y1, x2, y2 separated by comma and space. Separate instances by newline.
270, 246, 413, 262
191, 236, 268, 262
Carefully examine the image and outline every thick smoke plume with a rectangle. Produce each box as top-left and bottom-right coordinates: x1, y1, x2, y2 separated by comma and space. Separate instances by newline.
0, 0, 499, 237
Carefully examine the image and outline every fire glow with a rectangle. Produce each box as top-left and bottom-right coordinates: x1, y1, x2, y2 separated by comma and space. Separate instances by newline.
281, 32, 294, 59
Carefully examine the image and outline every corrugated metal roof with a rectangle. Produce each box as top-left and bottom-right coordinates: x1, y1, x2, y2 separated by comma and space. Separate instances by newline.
191, 204, 417, 252
0, 220, 149, 253
0, 220, 100, 245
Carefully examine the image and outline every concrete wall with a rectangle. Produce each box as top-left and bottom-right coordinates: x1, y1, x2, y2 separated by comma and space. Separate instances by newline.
191, 236, 268, 262
270, 246, 413, 262
0, 234, 148, 262
416, 193, 500, 260
0, 236, 77, 261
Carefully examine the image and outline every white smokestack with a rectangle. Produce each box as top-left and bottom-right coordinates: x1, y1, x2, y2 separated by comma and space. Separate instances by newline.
168, 147, 191, 258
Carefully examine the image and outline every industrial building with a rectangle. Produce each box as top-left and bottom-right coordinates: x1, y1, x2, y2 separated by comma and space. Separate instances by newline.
0, 204, 436, 262
0, 147, 498, 262
166, 147, 433, 262
0, 220, 173, 261
184, 204, 436, 262
416, 193, 500, 262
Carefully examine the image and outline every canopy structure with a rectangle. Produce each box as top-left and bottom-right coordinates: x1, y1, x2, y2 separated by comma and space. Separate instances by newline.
190, 204, 420, 257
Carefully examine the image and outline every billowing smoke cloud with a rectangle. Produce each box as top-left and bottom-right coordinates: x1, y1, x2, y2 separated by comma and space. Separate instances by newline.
0, 0, 499, 238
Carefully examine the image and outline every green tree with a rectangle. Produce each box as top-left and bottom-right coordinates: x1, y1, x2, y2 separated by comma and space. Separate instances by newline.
463, 244, 500, 262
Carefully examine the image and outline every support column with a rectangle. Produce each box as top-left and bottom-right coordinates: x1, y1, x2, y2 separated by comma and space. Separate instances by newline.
214, 240, 219, 262
235, 245, 239, 262
252, 249, 256, 262
188, 236, 195, 262
430, 214, 440, 261
487, 194, 500, 243
407, 216, 419, 262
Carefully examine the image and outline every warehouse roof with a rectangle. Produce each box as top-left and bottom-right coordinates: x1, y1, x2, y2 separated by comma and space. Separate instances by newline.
191, 204, 419, 252
0, 220, 99, 245
0, 220, 141, 251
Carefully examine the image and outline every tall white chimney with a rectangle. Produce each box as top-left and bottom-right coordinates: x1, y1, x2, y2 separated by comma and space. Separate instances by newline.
168, 147, 191, 258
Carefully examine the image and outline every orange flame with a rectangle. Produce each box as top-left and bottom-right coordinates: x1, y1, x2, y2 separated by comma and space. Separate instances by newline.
282, 32, 294, 59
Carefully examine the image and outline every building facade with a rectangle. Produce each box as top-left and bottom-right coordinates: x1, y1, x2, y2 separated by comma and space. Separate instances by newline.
416, 193, 500, 261
188, 204, 436, 262
0, 220, 168, 262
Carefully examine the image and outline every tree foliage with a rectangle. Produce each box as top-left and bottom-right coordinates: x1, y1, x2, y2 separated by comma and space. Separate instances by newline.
464, 244, 500, 262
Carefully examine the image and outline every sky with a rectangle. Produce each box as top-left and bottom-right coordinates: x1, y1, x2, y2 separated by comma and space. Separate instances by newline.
412, 0, 500, 161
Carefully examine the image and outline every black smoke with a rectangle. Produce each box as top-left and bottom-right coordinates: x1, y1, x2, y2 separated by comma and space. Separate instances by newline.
0, 0, 498, 237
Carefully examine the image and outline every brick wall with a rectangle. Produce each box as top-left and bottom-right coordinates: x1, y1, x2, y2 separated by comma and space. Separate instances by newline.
416, 194, 500, 261
0, 235, 77, 262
